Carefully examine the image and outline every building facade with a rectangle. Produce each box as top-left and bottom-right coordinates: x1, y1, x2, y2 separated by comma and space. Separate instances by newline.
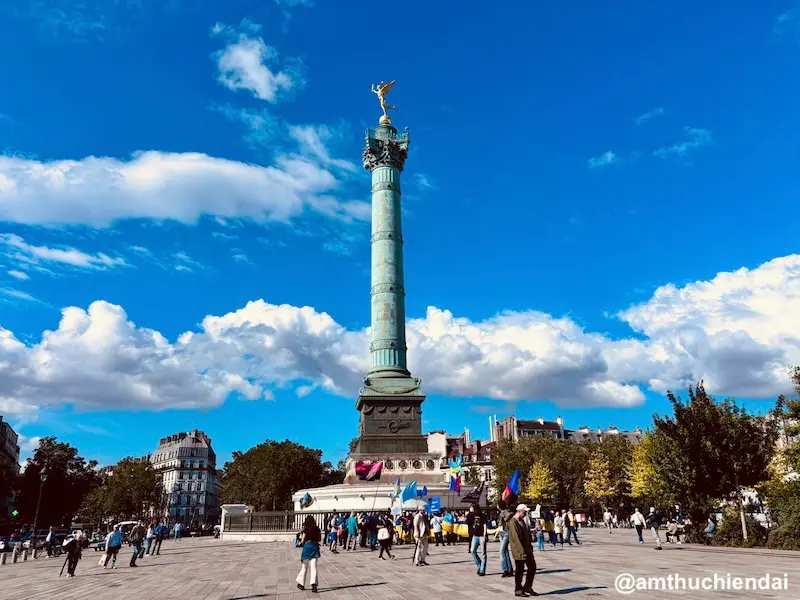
147, 430, 220, 523
0, 416, 21, 523
491, 415, 642, 445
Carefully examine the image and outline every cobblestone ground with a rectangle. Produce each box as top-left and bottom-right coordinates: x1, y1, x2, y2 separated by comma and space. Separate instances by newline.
0, 529, 797, 600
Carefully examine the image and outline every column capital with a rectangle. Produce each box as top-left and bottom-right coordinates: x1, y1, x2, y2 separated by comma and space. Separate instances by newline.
363, 125, 410, 172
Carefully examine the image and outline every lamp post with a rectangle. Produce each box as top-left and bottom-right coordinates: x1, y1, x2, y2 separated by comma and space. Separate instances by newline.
31, 467, 48, 552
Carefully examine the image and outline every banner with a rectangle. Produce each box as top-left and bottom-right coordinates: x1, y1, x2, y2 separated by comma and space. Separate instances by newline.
429, 497, 441, 512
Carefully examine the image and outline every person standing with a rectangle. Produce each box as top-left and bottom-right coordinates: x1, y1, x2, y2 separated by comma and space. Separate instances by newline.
296, 516, 321, 593
44, 526, 56, 557
63, 532, 83, 578
412, 506, 430, 566
534, 518, 545, 552
128, 521, 146, 567
508, 504, 537, 597
497, 500, 514, 578
553, 511, 564, 546
377, 514, 394, 560
470, 513, 487, 576
345, 512, 359, 551
465, 505, 476, 553
646, 507, 663, 550
103, 525, 123, 568
173, 521, 182, 541
631, 508, 646, 545
153, 521, 166, 555
431, 512, 444, 547
603, 509, 613, 534
145, 522, 155, 555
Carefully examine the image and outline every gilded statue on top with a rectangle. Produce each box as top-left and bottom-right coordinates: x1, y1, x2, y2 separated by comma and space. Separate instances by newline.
371, 80, 396, 121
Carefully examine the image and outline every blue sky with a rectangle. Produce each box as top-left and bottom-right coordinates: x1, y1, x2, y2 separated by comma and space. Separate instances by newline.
1, 0, 799, 469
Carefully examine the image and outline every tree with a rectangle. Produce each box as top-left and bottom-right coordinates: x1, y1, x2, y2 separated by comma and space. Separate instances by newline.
104, 459, 162, 521
220, 440, 341, 511
492, 435, 591, 508
464, 466, 483, 485
14, 437, 100, 528
583, 453, 615, 509
595, 435, 634, 512
524, 462, 555, 504
629, 433, 674, 509
653, 382, 777, 525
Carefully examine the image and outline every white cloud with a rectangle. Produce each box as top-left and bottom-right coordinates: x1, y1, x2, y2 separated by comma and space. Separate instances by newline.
7, 269, 29, 280
635, 107, 665, 125
213, 28, 297, 103
413, 173, 435, 190
654, 127, 712, 158
588, 151, 619, 169
1, 287, 38, 302
1, 233, 126, 270
2, 253, 800, 419
0, 151, 361, 228
18, 433, 41, 454
288, 125, 357, 173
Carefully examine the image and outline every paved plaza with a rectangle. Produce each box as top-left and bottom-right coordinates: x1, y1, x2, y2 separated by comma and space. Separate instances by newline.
1, 530, 797, 600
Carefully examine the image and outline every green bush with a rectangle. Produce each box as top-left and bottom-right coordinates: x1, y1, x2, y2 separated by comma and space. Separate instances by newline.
766, 480, 800, 550
713, 507, 768, 548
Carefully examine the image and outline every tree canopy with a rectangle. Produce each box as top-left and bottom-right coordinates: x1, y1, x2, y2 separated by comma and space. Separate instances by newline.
524, 461, 555, 504
220, 439, 342, 511
652, 382, 777, 522
583, 454, 615, 508
15, 437, 100, 528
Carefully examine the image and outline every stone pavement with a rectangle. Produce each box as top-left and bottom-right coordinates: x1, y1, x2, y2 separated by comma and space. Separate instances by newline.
0, 529, 797, 600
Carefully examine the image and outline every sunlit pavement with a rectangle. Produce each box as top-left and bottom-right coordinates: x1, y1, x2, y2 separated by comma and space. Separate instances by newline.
0, 529, 797, 599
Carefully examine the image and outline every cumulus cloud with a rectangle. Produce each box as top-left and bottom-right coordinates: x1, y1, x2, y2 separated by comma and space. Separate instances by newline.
0, 151, 364, 228
2, 254, 799, 419
212, 26, 298, 103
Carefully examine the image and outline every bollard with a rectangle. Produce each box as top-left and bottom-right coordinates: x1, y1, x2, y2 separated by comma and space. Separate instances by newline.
23, 549, 28, 561
12, 549, 18, 563
1, 553, 6, 565
33, 548, 38, 559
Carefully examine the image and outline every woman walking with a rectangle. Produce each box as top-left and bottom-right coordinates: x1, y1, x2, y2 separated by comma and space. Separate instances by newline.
296, 516, 321, 593
377, 513, 394, 560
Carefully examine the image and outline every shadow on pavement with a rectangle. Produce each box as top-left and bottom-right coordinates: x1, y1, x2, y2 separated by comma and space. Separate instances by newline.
542, 586, 608, 595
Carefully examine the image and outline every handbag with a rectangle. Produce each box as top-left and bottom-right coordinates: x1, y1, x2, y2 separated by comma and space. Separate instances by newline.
377, 527, 390, 541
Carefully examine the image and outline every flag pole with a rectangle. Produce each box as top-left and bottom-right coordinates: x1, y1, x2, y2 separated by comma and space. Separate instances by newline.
370, 479, 381, 512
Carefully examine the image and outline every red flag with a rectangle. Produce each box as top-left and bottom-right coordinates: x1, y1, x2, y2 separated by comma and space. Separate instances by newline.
355, 460, 383, 481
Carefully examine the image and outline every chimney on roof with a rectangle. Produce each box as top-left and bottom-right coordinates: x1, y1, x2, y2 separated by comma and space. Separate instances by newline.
537, 417, 544, 425
556, 416, 563, 428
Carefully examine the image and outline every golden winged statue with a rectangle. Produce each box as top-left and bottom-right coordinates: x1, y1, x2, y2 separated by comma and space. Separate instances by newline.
371, 80, 396, 119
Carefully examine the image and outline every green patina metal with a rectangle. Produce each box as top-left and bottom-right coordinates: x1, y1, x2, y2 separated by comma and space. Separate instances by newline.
354, 120, 427, 455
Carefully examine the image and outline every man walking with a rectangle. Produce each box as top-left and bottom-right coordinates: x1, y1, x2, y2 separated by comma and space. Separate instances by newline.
45, 526, 56, 557
153, 521, 166, 555
63, 532, 83, 578
646, 507, 663, 550
631, 508, 646, 544
508, 504, 537, 597
470, 512, 487, 576
431, 512, 444, 547
564, 509, 580, 545
128, 521, 146, 567
412, 506, 430, 566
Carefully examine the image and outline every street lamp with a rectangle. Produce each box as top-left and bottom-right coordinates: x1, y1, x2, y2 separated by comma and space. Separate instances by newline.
31, 467, 48, 552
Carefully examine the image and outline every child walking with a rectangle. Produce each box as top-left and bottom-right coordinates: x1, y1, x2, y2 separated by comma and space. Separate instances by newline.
535, 518, 546, 551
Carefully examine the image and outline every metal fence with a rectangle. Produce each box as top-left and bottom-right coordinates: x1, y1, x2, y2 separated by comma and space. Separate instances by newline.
222, 511, 333, 533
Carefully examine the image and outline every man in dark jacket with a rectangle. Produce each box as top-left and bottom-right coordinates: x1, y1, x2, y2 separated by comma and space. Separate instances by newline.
63, 533, 83, 577
128, 522, 146, 567
507, 504, 537, 597
646, 507, 663, 550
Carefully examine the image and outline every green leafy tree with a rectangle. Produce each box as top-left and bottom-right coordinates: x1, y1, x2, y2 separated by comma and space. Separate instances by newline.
595, 435, 634, 511
492, 435, 591, 508
14, 437, 100, 528
220, 439, 341, 511
524, 462, 555, 504
583, 453, 615, 509
629, 432, 674, 508
104, 459, 162, 521
464, 466, 483, 485
653, 382, 777, 525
